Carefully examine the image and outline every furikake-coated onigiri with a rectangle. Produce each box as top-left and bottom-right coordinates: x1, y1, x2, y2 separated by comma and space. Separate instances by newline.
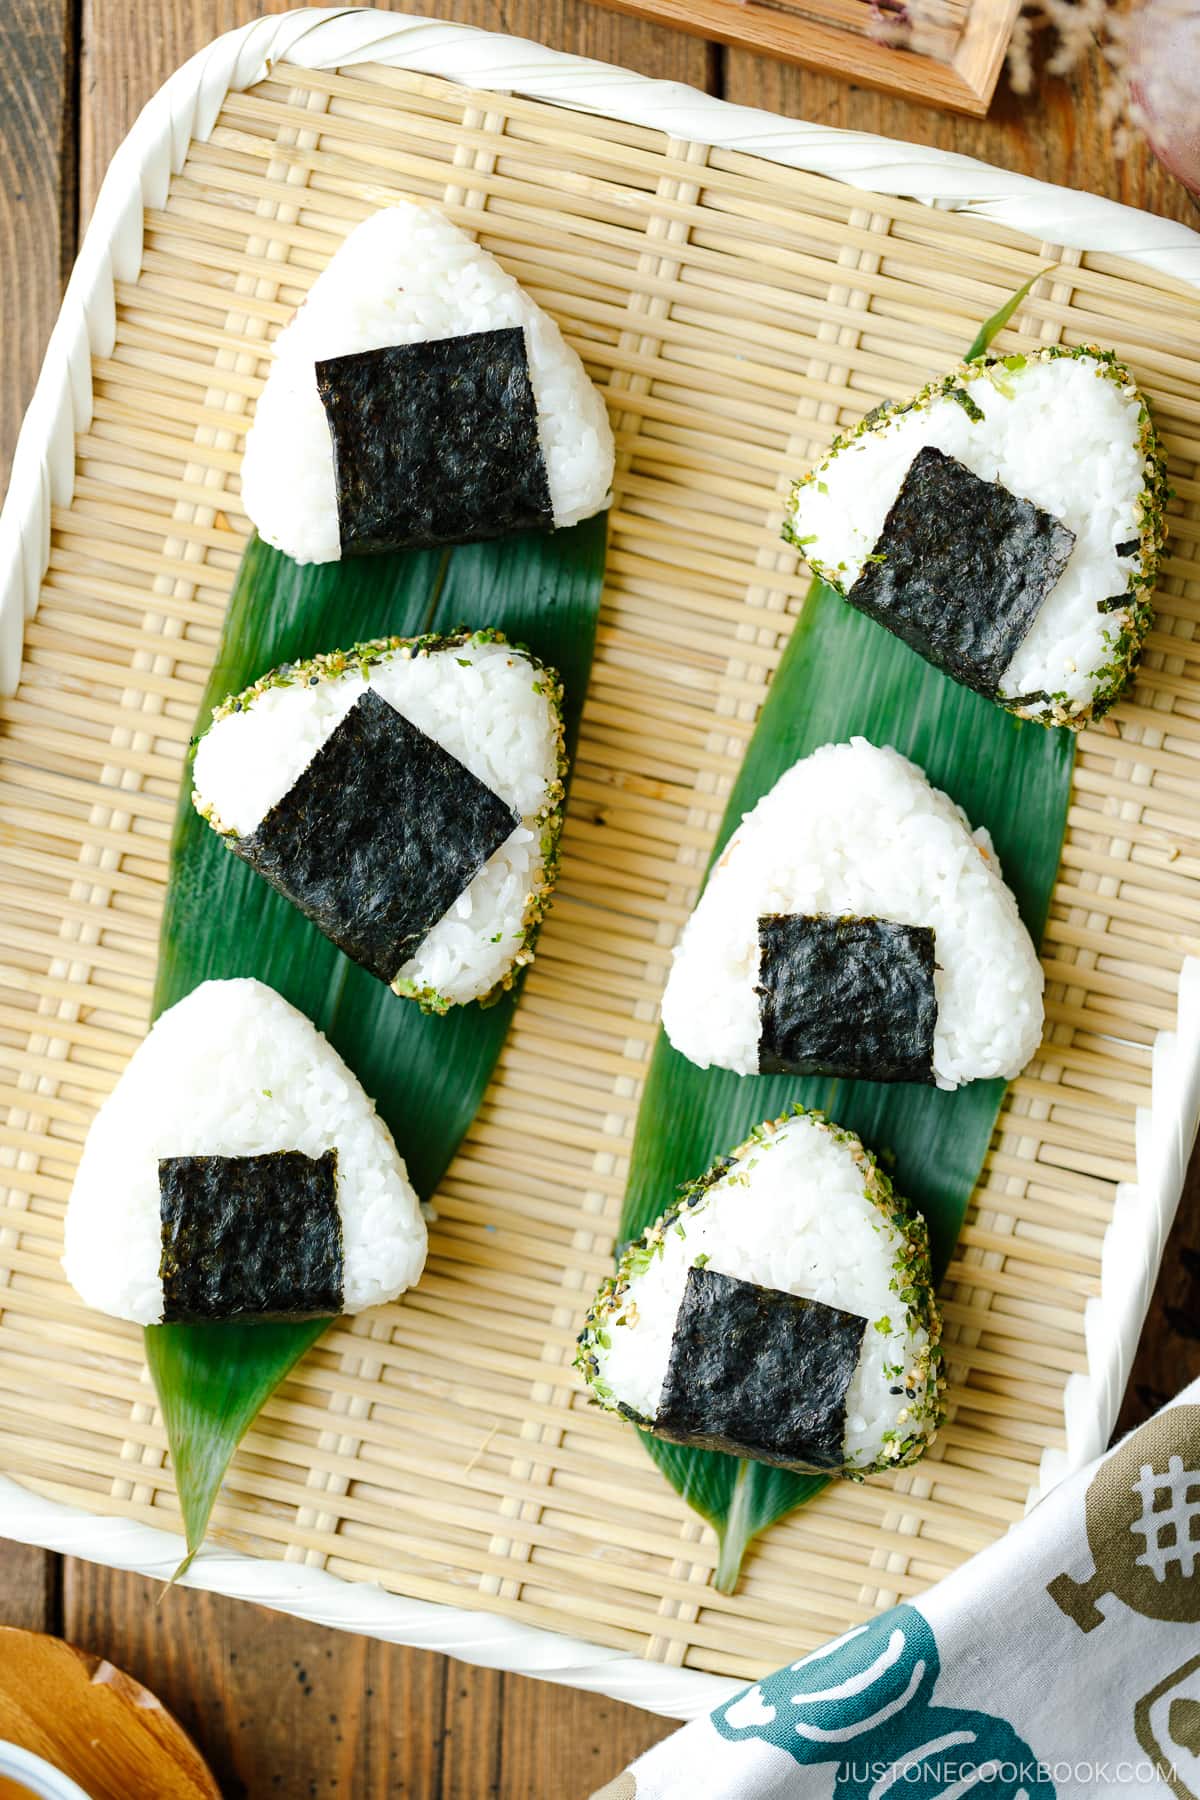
576, 1109, 944, 1478
192, 630, 566, 1013
786, 345, 1168, 728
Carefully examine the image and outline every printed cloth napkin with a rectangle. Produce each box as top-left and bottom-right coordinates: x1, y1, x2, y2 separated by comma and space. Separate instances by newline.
591, 1378, 1200, 1800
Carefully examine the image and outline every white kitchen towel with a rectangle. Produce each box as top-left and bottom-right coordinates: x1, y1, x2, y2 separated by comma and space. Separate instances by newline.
592, 1378, 1200, 1799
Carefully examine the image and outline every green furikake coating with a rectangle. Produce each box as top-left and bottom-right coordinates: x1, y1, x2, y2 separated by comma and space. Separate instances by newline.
316, 327, 553, 554
654, 1265, 867, 1471
757, 914, 937, 1085
845, 445, 1076, 698
158, 1149, 342, 1323
234, 688, 520, 987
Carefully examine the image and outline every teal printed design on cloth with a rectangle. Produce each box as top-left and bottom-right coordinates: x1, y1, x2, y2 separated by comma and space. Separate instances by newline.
713, 1604, 1055, 1797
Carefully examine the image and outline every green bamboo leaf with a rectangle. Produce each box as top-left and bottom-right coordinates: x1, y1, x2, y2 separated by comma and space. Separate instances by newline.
964, 265, 1057, 362
623, 581, 1075, 1590
147, 518, 607, 1566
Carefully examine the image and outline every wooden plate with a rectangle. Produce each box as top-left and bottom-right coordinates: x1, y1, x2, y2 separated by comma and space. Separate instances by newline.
0, 1629, 219, 1800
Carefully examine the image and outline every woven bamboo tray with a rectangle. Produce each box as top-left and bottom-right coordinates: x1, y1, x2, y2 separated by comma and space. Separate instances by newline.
3, 10, 1200, 1713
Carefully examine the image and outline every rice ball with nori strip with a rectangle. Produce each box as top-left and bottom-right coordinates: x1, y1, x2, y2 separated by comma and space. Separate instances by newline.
660, 738, 1043, 1090
241, 203, 614, 563
786, 345, 1167, 727
576, 1109, 943, 1476
192, 631, 565, 1012
63, 979, 426, 1327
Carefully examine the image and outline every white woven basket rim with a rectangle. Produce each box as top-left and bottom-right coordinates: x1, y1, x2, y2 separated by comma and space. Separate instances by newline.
2, 5, 1199, 1719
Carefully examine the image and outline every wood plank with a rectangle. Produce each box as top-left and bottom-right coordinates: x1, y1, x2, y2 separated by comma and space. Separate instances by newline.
0, 1542, 57, 1636
62, 1565, 672, 1799
499, 1675, 673, 1797
441, 1665, 502, 1800
0, 0, 77, 489
63, 1567, 443, 1800
0, 0, 76, 1655
722, 42, 1198, 226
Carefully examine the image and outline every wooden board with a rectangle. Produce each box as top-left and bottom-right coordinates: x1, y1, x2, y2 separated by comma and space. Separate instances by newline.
588, 0, 1020, 114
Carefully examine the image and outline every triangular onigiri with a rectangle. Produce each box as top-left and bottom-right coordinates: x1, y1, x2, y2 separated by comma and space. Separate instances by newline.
785, 347, 1166, 727
576, 1109, 943, 1477
241, 203, 614, 563
64, 979, 426, 1326
191, 631, 565, 1011
660, 738, 1043, 1091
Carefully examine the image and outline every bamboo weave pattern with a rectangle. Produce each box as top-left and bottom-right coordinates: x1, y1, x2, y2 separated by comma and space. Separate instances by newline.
1, 63, 1198, 1680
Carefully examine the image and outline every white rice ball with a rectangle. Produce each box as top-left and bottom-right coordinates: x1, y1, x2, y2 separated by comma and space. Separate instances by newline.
192, 633, 564, 1010
63, 978, 426, 1326
787, 347, 1163, 723
660, 737, 1044, 1091
241, 202, 614, 562
577, 1109, 942, 1475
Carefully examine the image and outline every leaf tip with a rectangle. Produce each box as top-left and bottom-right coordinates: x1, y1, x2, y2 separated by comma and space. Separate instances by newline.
166, 1550, 196, 1587
964, 263, 1058, 363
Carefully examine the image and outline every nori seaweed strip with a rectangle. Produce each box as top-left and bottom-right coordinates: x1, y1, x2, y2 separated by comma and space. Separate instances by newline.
1097, 594, 1131, 612
653, 1265, 866, 1471
159, 1150, 342, 1322
1116, 538, 1140, 557
316, 327, 553, 554
234, 689, 520, 985
845, 444, 1076, 697
757, 913, 937, 1085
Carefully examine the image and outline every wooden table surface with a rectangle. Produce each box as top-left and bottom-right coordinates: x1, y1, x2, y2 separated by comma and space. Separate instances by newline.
1, 3, 1199, 1795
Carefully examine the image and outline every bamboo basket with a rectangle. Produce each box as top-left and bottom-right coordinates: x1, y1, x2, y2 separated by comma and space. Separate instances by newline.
2, 9, 1200, 1715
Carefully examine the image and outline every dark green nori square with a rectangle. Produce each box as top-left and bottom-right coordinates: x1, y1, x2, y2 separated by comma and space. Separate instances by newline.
159, 1150, 342, 1323
316, 327, 553, 554
235, 688, 519, 985
757, 913, 937, 1084
845, 444, 1075, 696
654, 1266, 866, 1471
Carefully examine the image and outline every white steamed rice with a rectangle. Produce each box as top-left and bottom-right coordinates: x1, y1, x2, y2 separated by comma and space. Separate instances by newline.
580, 1110, 940, 1473
192, 635, 562, 1008
661, 737, 1043, 1090
241, 202, 614, 563
63, 978, 426, 1326
788, 349, 1151, 716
